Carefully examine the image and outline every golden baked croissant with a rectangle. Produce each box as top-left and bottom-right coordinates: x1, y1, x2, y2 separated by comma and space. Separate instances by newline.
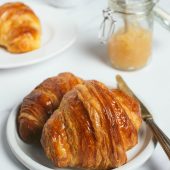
0, 2, 41, 53
18, 72, 83, 143
41, 80, 142, 169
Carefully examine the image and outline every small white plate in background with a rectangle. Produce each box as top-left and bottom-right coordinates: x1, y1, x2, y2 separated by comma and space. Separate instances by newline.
46, 0, 91, 8
0, 1, 77, 69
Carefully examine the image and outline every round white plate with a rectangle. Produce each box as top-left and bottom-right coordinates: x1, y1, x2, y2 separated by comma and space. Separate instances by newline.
0, 1, 77, 69
7, 104, 156, 170
46, 0, 91, 8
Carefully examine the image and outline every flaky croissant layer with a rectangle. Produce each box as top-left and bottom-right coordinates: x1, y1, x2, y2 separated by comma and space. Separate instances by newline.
0, 2, 41, 53
18, 72, 83, 143
41, 80, 142, 170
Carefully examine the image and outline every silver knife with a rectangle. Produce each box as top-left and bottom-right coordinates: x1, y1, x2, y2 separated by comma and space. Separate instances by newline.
116, 75, 170, 160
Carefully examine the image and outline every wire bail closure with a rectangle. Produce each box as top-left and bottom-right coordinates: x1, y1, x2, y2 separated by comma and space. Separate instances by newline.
99, 0, 160, 44
99, 8, 116, 44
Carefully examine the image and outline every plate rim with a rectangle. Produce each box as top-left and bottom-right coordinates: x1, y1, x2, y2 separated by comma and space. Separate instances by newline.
6, 103, 157, 170
0, 36, 76, 69
6, 104, 55, 170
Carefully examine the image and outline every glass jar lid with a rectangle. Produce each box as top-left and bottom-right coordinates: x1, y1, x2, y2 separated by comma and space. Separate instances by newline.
108, 0, 158, 15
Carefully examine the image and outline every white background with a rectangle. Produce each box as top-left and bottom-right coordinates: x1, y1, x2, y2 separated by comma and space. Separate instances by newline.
0, 0, 170, 169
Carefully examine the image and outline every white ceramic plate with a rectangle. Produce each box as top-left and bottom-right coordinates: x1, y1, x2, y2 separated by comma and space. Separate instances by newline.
7, 104, 156, 170
46, 0, 91, 8
0, 1, 77, 69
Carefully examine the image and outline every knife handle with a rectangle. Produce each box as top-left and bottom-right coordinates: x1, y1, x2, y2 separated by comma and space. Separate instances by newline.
154, 6, 170, 32
146, 118, 170, 160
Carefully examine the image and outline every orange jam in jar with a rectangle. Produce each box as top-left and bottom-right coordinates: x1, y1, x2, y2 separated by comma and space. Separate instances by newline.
108, 25, 152, 70
99, 0, 156, 70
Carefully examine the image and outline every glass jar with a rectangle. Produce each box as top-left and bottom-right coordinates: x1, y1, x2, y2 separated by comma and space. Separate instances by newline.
100, 0, 158, 71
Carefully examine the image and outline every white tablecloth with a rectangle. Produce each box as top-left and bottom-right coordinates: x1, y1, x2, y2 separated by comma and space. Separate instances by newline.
0, 0, 170, 169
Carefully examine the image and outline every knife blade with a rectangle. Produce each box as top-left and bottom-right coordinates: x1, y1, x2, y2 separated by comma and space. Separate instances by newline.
116, 75, 170, 160
116, 75, 152, 121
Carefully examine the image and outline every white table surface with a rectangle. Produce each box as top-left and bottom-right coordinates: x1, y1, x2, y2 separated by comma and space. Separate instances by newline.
0, 0, 170, 169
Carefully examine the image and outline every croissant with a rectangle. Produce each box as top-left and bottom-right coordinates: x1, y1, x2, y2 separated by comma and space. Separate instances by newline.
41, 80, 142, 169
18, 72, 83, 143
0, 2, 41, 53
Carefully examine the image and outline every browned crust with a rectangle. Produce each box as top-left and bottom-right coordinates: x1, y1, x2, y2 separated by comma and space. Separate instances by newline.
41, 80, 142, 169
18, 72, 83, 143
0, 2, 41, 53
